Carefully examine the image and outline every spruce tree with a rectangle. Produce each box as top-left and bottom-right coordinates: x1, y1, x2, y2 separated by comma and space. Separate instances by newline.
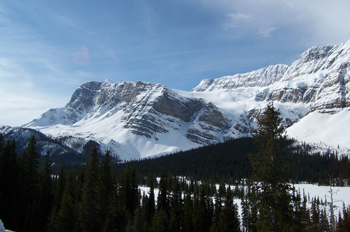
54, 170, 79, 232
0, 139, 19, 231
20, 136, 42, 232
78, 146, 102, 232
169, 177, 183, 232
219, 187, 240, 232
143, 174, 156, 229
38, 151, 53, 231
182, 191, 193, 232
119, 163, 139, 230
100, 150, 115, 225
248, 102, 293, 232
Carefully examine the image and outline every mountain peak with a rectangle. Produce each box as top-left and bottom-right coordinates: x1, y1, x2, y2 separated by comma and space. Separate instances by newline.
22, 39, 350, 159
192, 64, 288, 92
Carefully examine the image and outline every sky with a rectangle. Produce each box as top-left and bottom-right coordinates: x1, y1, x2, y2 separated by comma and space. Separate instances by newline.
1, 0, 350, 127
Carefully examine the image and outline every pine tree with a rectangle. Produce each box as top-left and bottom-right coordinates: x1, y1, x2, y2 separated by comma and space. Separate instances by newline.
20, 136, 42, 232
192, 185, 212, 232
337, 204, 350, 231
37, 151, 53, 231
182, 191, 193, 232
151, 209, 169, 232
100, 150, 115, 225
48, 167, 66, 232
219, 187, 240, 232
119, 163, 139, 230
54, 170, 79, 232
78, 146, 102, 232
169, 177, 183, 232
143, 174, 156, 230
0, 139, 19, 231
157, 169, 170, 214
210, 184, 225, 232
248, 102, 293, 232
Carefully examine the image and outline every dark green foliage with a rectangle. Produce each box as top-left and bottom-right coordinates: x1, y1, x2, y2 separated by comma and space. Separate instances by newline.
0, 139, 19, 230
248, 103, 293, 232
53, 170, 79, 232
115, 137, 350, 186
121, 137, 256, 184
2, 127, 350, 232
120, 163, 139, 213
78, 146, 102, 232
220, 187, 240, 232
337, 204, 350, 231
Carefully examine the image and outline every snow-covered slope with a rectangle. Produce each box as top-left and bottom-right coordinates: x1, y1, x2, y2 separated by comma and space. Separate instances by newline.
22, 39, 350, 159
24, 81, 234, 160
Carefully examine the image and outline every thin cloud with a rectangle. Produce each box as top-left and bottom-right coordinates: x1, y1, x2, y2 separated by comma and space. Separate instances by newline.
224, 13, 253, 29
212, 0, 350, 43
258, 27, 277, 38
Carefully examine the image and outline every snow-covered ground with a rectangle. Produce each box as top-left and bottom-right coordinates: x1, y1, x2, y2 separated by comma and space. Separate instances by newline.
287, 109, 350, 152
139, 183, 350, 218
0, 219, 12, 232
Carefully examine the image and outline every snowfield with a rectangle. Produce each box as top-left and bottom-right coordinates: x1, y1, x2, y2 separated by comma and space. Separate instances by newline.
139, 183, 350, 222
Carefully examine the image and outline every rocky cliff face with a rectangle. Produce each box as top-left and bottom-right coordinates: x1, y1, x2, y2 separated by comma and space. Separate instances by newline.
193, 40, 350, 115
25, 80, 234, 159
23, 39, 350, 159
193, 64, 288, 91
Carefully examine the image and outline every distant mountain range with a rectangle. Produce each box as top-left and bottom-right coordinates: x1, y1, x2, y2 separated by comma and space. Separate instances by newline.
2, 39, 350, 160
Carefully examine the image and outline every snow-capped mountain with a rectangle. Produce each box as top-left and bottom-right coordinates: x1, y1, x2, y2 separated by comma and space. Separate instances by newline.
23, 81, 234, 160
18, 39, 350, 159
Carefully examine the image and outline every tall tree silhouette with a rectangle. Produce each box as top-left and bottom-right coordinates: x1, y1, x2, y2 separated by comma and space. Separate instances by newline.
78, 146, 102, 232
248, 102, 293, 232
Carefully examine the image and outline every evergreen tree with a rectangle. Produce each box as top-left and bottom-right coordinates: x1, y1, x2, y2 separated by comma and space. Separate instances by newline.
0, 139, 19, 231
210, 184, 225, 232
143, 174, 156, 229
157, 169, 170, 214
248, 102, 293, 232
337, 204, 350, 231
169, 177, 183, 232
100, 150, 115, 226
192, 185, 212, 232
119, 163, 139, 230
48, 168, 66, 232
37, 151, 53, 231
78, 146, 102, 232
54, 170, 79, 232
20, 136, 42, 232
127, 205, 145, 232
182, 191, 193, 232
219, 187, 240, 232
151, 209, 169, 232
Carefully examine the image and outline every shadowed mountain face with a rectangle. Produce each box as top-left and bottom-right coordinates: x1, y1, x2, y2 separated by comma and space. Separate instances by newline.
17, 39, 350, 160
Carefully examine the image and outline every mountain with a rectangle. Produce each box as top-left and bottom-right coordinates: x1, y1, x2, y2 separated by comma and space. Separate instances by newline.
0, 126, 95, 163
17, 39, 350, 159
22, 81, 233, 160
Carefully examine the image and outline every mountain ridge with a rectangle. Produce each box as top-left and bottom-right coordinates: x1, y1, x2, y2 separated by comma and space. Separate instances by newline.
11, 39, 350, 159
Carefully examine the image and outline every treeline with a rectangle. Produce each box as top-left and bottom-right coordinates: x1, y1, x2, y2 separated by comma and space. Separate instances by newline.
0, 134, 241, 232
1, 137, 350, 232
1, 134, 350, 231
120, 138, 350, 186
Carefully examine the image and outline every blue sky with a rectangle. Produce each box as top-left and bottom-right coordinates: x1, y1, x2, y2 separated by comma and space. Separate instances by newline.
1, 0, 350, 126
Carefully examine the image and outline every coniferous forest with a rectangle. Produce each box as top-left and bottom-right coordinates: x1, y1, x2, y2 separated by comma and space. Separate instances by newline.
1, 104, 350, 231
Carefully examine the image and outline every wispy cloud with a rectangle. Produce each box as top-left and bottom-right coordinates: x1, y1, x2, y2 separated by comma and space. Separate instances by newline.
224, 13, 253, 29
258, 27, 277, 38
211, 0, 350, 43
